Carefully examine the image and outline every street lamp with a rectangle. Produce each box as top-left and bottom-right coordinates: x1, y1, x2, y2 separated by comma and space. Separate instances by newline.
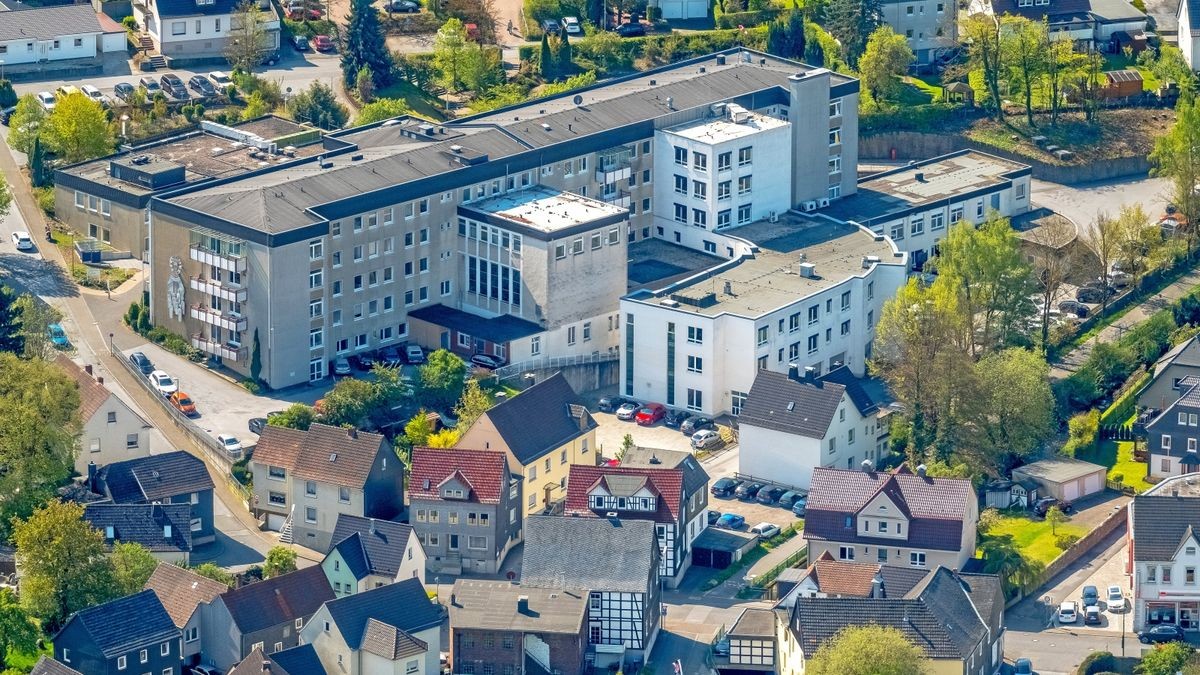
120, 114, 130, 140
108, 332, 114, 356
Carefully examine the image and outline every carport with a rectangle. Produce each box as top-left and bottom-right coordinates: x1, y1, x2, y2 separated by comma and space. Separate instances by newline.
692, 528, 758, 570
1012, 456, 1107, 501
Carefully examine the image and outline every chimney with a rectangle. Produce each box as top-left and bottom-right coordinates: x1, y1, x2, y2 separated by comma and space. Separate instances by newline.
723, 281, 733, 295
84, 364, 93, 376
803, 366, 817, 383
517, 595, 530, 614
787, 363, 801, 382
871, 572, 885, 599
369, 518, 377, 535
1174, 488, 1181, 497
262, 661, 271, 672
98, 376, 104, 384
666, 97, 674, 110
87, 461, 98, 491
861, 459, 874, 473
915, 172, 925, 182
916, 464, 927, 478
347, 428, 357, 439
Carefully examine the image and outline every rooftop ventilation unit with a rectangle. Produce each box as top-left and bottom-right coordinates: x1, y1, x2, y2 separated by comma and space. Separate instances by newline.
541, 122, 551, 131
799, 262, 816, 278
818, 197, 830, 208
862, 255, 881, 268
450, 144, 463, 153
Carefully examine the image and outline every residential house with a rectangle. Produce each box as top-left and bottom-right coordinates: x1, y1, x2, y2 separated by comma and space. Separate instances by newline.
408, 447, 520, 576
563, 449, 710, 587
987, 0, 1146, 51
92, 450, 216, 545
448, 579, 589, 675
227, 645, 326, 675
29, 657, 82, 675
456, 373, 598, 520
0, 5, 125, 69
1127, 476, 1200, 631
132, 0, 281, 65
53, 589, 183, 675
739, 364, 892, 490
1140, 336, 1200, 413
777, 566, 1006, 674
143, 562, 228, 667
250, 423, 405, 551
803, 464, 979, 571
713, 608, 780, 674
621, 445, 711, 545
1145, 382, 1200, 479
322, 514, 426, 597
84, 503, 193, 563
200, 565, 336, 670
302, 578, 442, 675
522, 515, 661, 669
1183, 0, 1200, 70
775, 550, 933, 608
1011, 456, 1107, 502
56, 356, 151, 476
880, 0, 957, 65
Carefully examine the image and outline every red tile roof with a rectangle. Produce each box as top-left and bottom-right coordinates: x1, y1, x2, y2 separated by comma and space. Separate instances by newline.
253, 423, 387, 488
409, 447, 508, 504
563, 464, 684, 524
55, 355, 113, 423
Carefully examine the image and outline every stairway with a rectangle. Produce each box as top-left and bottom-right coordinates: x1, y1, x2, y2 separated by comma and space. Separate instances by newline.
138, 33, 154, 50
148, 54, 168, 70
279, 507, 295, 544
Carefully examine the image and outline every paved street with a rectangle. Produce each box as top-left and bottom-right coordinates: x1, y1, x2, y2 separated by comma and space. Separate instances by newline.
1031, 175, 1172, 237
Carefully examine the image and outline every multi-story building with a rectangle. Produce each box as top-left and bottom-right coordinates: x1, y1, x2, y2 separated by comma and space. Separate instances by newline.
1140, 335, 1200, 412
56, 356, 152, 476
321, 515, 426, 596
408, 447, 521, 575
821, 150, 1032, 271
143, 562, 229, 668
880, 0, 957, 65
987, 0, 1146, 51
620, 214, 906, 416
132, 0, 281, 66
143, 49, 861, 388
91, 450, 216, 546
53, 590, 183, 675
1128, 473, 1200, 631
84, 503, 194, 564
1145, 381, 1200, 479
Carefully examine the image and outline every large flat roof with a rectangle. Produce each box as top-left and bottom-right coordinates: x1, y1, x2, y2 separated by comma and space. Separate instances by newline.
460, 186, 629, 235
664, 108, 789, 145
819, 151, 1031, 227
629, 214, 901, 318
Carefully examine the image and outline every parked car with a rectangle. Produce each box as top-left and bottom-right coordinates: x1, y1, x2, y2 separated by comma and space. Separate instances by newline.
1107, 585, 1125, 612
313, 34, 335, 51
248, 411, 283, 435
1035, 496, 1071, 517
139, 76, 162, 94
292, 35, 311, 51
81, 84, 110, 108
635, 403, 667, 425
1076, 284, 1116, 304
11, 231, 33, 251
129, 351, 155, 375
389, 0, 420, 11
750, 522, 781, 539
1057, 601, 1078, 624
149, 370, 178, 396
707, 511, 722, 525
161, 73, 189, 99
710, 476, 742, 498
47, 323, 69, 348
351, 352, 376, 370
616, 22, 646, 37
1081, 585, 1099, 609
332, 357, 352, 376
1014, 658, 1034, 675
217, 434, 243, 457
55, 85, 81, 99
541, 19, 561, 35
208, 71, 233, 88
791, 496, 808, 517
681, 416, 715, 434
1100, 271, 1131, 288
379, 346, 403, 367
188, 74, 217, 97
1084, 605, 1101, 625
288, 7, 323, 18
1139, 624, 1186, 644
615, 401, 640, 420
114, 82, 136, 103
470, 353, 504, 369
169, 392, 198, 417
598, 396, 634, 413
1058, 299, 1090, 318
35, 91, 57, 111
561, 16, 582, 34
405, 344, 426, 364
778, 490, 801, 508
735, 482, 764, 500
716, 513, 745, 529
691, 429, 722, 450
0, 105, 16, 125
664, 409, 691, 429
189, 666, 222, 675
756, 486, 787, 505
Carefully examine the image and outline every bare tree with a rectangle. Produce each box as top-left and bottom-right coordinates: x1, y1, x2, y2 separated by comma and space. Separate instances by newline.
1085, 211, 1122, 314
225, 0, 271, 73
1024, 216, 1076, 349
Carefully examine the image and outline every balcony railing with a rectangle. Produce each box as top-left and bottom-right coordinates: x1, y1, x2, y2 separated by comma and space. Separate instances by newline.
191, 334, 247, 362
189, 244, 247, 274
190, 276, 248, 303
596, 165, 632, 184
190, 305, 248, 332
602, 190, 631, 210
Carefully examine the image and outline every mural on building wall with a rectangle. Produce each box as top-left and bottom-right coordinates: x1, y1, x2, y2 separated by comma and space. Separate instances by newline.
167, 256, 186, 320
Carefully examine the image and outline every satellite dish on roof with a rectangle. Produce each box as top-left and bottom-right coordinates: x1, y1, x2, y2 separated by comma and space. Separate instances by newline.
572, 94, 583, 106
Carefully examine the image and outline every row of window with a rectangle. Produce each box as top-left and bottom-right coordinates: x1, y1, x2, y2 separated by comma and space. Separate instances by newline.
74, 191, 112, 217
889, 211, 951, 241
757, 293, 855, 346
458, 219, 523, 252
414, 530, 489, 550
1145, 562, 1200, 584
466, 256, 521, 307
553, 227, 622, 259
673, 146, 753, 171
414, 509, 493, 526
673, 203, 753, 229
65, 641, 172, 669
0, 37, 84, 53
672, 175, 753, 201
1160, 435, 1199, 453
837, 546, 927, 567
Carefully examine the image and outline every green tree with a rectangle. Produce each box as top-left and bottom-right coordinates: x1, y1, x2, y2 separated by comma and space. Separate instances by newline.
965, 348, 1054, 474
12, 501, 116, 632
558, 29, 573, 74
343, 0, 392, 88
287, 82, 350, 130
1150, 45, 1197, 98
250, 328, 262, 382
579, 27, 623, 71
270, 402, 316, 430
418, 349, 468, 410
820, 0, 882, 67
435, 18, 471, 91
0, 352, 80, 491
766, 10, 806, 59
1151, 97, 1200, 257
7, 94, 47, 155
1045, 504, 1066, 535
462, 44, 503, 93
320, 376, 375, 428
426, 428, 459, 448
403, 409, 435, 449
225, 0, 271, 72
1000, 16, 1047, 126
1085, 211, 1124, 310
1136, 642, 1194, 675
962, 13, 1004, 120
0, 79, 17, 108
28, 136, 48, 188
353, 98, 412, 126
0, 589, 38, 671
356, 66, 376, 102
111, 542, 159, 596
617, 432, 634, 461
539, 33, 556, 80
453, 379, 492, 431
807, 624, 926, 675
858, 26, 913, 104
15, 294, 63, 360
262, 546, 298, 578
1044, 36, 1082, 125
980, 536, 1043, 596
185, 562, 236, 587
241, 91, 271, 120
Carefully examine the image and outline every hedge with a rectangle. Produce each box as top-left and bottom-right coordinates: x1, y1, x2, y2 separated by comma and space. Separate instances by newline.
1075, 652, 1115, 675
519, 28, 769, 66
862, 103, 967, 134
714, 8, 780, 28
1100, 369, 1150, 425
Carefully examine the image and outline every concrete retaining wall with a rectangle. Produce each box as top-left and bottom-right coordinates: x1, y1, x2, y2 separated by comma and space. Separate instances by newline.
501, 359, 620, 395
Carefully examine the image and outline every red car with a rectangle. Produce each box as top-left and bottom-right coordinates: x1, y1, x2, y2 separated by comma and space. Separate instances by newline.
635, 403, 667, 426
312, 35, 335, 51
288, 7, 322, 18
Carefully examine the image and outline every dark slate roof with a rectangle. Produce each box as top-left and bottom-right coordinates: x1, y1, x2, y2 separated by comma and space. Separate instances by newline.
327, 514, 415, 579
84, 503, 193, 553
361, 618, 428, 659
1147, 381, 1200, 436
739, 369, 847, 439
620, 446, 710, 498
260, 644, 327, 675
1182, 0, 1200, 31
409, 304, 542, 343
1132, 494, 1200, 561
991, 0, 1143, 23
29, 657, 82, 675
804, 467, 972, 552
818, 366, 885, 416
909, 568, 989, 659
478, 373, 596, 464
221, 565, 334, 634
522, 515, 657, 593
154, 0, 243, 18
98, 450, 214, 503
958, 573, 1006, 638
56, 590, 181, 659
0, 5, 107, 41
325, 578, 442, 649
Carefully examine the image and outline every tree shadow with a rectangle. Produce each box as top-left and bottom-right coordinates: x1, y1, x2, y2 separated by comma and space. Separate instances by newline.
0, 252, 80, 299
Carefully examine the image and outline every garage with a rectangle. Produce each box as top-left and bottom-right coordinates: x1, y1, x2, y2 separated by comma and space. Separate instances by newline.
659, 0, 708, 19
691, 528, 757, 570
266, 513, 285, 531
1012, 456, 1108, 503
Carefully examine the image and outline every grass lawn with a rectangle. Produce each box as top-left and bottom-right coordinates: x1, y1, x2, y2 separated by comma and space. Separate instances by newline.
987, 511, 1088, 567
1102, 53, 1159, 91
1077, 438, 1154, 493
895, 76, 942, 106
373, 81, 445, 121
8, 642, 51, 670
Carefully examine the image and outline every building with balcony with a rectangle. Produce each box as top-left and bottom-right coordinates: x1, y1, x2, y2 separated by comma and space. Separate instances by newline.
881, 0, 957, 65
986, 0, 1146, 50
143, 49, 860, 389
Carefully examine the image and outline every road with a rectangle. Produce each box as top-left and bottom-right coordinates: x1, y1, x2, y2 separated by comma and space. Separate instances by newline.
1031, 175, 1172, 236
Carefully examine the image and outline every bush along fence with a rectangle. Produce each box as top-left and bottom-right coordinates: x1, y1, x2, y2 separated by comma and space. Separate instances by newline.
1100, 424, 1137, 441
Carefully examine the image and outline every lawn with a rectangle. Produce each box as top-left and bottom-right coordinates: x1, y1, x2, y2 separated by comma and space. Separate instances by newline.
986, 511, 1088, 567
1077, 438, 1154, 493
373, 80, 446, 121
8, 642, 51, 670
1102, 53, 1160, 91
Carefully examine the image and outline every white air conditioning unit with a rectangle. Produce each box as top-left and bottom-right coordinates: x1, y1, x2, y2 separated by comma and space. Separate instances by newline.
769, 211, 779, 223
802, 201, 818, 212
818, 197, 831, 208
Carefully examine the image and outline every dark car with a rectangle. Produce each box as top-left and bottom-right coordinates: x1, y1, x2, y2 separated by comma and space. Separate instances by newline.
0, 106, 15, 125
778, 490, 801, 508
1035, 496, 1072, 517
710, 476, 742, 498
248, 410, 283, 435
735, 482, 764, 501
707, 511, 721, 525
1139, 624, 1186, 644
470, 353, 505, 369
188, 75, 217, 97
681, 416, 714, 435
1084, 606, 1102, 625
129, 351, 155, 375
756, 486, 787, 505
379, 347, 403, 367
616, 22, 646, 36
351, 352, 376, 370
1076, 284, 1117, 304
598, 396, 633, 413
1081, 585, 1099, 608
791, 496, 808, 517
1058, 299, 1090, 318
664, 409, 691, 429
541, 19, 561, 34
292, 35, 310, 51
390, 0, 420, 11
114, 82, 136, 103
160, 73, 189, 100
1014, 658, 1033, 675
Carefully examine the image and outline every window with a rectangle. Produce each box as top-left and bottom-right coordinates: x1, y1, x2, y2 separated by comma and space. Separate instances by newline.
693, 151, 708, 171
1163, 435, 1172, 450
839, 546, 855, 560
693, 209, 707, 228
468, 535, 487, 549
911, 217, 925, 236
160, 643, 170, 657
931, 212, 945, 230
309, 298, 323, 318
738, 175, 752, 195
738, 147, 752, 166
841, 291, 851, 310
757, 326, 769, 346
118, 656, 127, 670
309, 240, 323, 260
309, 270, 323, 289
829, 128, 842, 146
1189, 567, 1197, 584
911, 552, 926, 567
718, 151, 732, 170
687, 326, 703, 344
717, 210, 731, 228
674, 175, 687, 194
306, 481, 317, 496
738, 204, 752, 225
693, 180, 707, 199
950, 206, 964, 223
687, 356, 703, 373
829, 156, 841, 175
172, 21, 186, 34
808, 334, 818, 354
309, 328, 323, 349
687, 388, 702, 411
674, 146, 687, 165
829, 99, 843, 117
674, 203, 687, 223
140, 649, 148, 663
339, 487, 351, 503
1164, 566, 1173, 583
583, 322, 592, 341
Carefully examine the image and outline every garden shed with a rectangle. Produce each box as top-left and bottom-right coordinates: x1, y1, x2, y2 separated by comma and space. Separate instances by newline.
1012, 456, 1107, 502
1101, 70, 1143, 98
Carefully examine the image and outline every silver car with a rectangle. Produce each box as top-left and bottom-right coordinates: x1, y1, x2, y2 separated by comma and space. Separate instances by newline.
691, 429, 722, 450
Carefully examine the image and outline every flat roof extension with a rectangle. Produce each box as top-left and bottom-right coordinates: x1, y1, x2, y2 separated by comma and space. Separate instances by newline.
665, 108, 789, 145
459, 186, 629, 238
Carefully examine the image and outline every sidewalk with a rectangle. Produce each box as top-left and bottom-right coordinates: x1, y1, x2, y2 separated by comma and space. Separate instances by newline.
744, 531, 807, 583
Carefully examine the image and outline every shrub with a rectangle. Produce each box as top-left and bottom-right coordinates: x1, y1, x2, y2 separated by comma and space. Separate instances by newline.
1055, 533, 1081, 550
146, 326, 203, 361
1110, 473, 1124, 484
1076, 651, 1115, 675
978, 507, 1001, 534
122, 15, 139, 31
33, 186, 55, 216
1062, 410, 1100, 457
240, 379, 262, 394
